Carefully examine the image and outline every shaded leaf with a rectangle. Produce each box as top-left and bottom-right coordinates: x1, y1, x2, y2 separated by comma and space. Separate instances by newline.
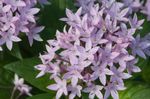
27, 93, 55, 99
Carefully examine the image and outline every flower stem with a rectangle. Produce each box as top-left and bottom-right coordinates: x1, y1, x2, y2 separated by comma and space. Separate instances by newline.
15, 93, 22, 99
10, 87, 16, 99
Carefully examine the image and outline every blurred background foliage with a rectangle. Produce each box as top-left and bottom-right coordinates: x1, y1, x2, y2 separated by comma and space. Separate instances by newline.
0, 0, 150, 99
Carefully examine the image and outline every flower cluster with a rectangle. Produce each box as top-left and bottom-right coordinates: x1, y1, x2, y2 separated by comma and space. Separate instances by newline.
76, 0, 150, 22
122, 0, 143, 14
0, 0, 45, 50
35, 0, 150, 99
141, 0, 150, 21
124, 0, 150, 22
13, 74, 32, 96
130, 34, 150, 59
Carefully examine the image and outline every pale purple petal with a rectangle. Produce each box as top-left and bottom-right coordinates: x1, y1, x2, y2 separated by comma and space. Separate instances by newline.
47, 84, 59, 91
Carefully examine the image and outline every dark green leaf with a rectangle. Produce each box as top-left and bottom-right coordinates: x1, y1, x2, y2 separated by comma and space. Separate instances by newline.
81, 93, 89, 99
0, 88, 11, 99
8, 43, 22, 60
26, 93, 55, 99
142, 58, 150, 83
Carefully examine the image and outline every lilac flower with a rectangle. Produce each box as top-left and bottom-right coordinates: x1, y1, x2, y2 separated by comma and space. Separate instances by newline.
13, 74, 32, 96
143, 33, 150, 56
0, 30, 21, 50
91, 29, 108, 45
14, 74, 24, 87
76, 45, 99, 61
35, 64, 49, 78
98, 43, 120, 67
83, 85, 103, 99
122, 0, 143, 14
26, 25, 44, 46
117, 55, 135, 72
105, 14, 119, 33
100, 0, 116, 8
129, 13, 144, 30
108, 2, 129, 21
47, 77, 68, 99
83, 73, 93, 86
4, 0, 26, 11
104, 82, 126, 99
63, 66, 83, 87
1, 4, 11, 13
68, 85, 82, 99
17, 84, 32, 96
141, 0, 150, 21
60, 8, 82, 27
18, 7, 40, 23
20, 0, 50, 6
92, 63, 114, 85
75, 0, 95, 13
144, 47, 150, 56
130, 34, 150, 59
0, 11, 18, 32
126, 59, 141, 74
116, 23, 136, 42
110, 66, 132, 85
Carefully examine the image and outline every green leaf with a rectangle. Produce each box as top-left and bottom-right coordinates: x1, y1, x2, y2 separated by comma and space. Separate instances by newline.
81, 93, 89, 99
27, 93, 55, 99
119, 81, 150, 99
142, 58, 150, 83
4, 57, 53, 93
0, 51, 17, 86
0, 88, 11, 99
8, 44, 22, 60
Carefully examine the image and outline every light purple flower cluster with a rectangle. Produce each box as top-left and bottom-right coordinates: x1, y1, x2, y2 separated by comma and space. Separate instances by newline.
35, 0, 149, 99
126, 0, 150, 22
130, 34, 150, 59
0, 0, 46, 50
76, 0, 150, 22
122, 0, 143, 14
141, 0, 150, 21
